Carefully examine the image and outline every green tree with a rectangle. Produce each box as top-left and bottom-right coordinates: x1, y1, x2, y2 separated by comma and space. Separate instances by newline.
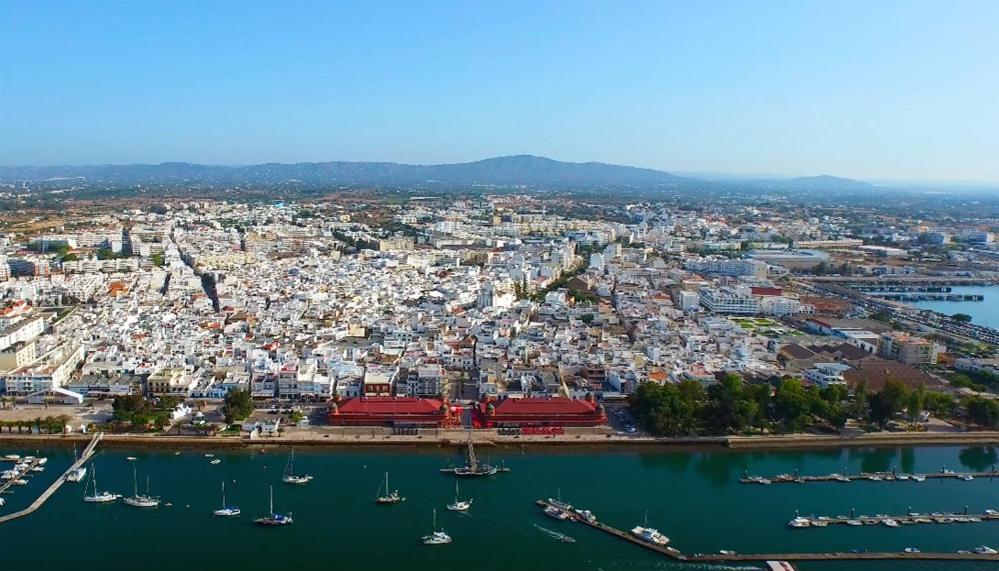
907, 384, 925, 421
222, 389, 254, 424
581, 313, 595, 324
151, 253, 165, 267
852, 380, 868, 418
880, 379, 911, 413
96, 248, 117, 260
773, 378, 809, 432
951, 313, 972, 324
966, 397, 999, 428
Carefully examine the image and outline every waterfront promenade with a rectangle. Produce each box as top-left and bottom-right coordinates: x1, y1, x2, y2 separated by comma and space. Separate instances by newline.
1, 428, 997, 452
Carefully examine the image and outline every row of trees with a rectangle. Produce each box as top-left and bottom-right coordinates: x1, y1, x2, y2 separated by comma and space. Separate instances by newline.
630, 374, 851, 437
631, 375, 999, 437
111, 395, 183, 431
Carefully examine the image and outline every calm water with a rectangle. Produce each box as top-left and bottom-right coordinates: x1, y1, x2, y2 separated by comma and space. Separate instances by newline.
909, 286, 999, 330
1, 445, 998, 571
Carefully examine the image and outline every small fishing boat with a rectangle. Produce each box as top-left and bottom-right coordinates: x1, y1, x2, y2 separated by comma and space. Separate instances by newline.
210, 459, 222, 465
534, 524, 575, 543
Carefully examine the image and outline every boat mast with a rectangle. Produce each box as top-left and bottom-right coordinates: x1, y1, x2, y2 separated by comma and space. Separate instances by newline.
221, 480, 226, 508
269, 485, 274, 514
133, 465, 138, 497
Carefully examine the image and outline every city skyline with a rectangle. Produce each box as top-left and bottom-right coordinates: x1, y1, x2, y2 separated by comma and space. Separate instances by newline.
2, 1, 998, 182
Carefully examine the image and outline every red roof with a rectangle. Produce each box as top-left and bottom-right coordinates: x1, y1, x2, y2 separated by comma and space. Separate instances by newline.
338, 397, 443, 415
492, 397, 597, 415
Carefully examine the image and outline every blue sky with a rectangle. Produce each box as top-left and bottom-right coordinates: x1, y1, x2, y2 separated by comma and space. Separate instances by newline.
1, 1, 997, 181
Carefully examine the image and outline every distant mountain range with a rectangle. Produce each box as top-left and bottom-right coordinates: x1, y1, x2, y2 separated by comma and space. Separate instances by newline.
0, 154, 881, 191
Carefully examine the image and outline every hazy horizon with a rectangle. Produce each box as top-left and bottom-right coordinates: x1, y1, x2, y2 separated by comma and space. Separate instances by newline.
2, 1, 997, 182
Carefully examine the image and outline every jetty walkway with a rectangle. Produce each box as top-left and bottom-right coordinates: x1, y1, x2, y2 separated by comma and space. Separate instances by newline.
535, 499, 999, 563
741, 468, 998, 485
0, 432, 102, 525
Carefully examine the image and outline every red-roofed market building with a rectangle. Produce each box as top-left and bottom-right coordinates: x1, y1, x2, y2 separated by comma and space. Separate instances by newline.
327, 396, 460, 427
473, 396, 606, 428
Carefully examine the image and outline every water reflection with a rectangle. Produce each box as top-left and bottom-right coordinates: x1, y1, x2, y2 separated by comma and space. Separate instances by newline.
957, 446, 998, 472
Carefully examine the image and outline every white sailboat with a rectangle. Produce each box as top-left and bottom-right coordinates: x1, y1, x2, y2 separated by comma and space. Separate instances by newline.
83, 464, 120, 503
281, 448, 313, 484
446, 481, 471, 511
421, 508, 452, 545
254, 485, 292, 526
66, 447, 87, 482
123, 466, 160, 508
375, 471, 405, 504
212, 480, 240, 517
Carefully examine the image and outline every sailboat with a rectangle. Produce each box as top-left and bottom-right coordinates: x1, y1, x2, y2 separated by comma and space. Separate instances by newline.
66, 447, 87, 482
212, 480, 240, 517
421, 508, 452, 545
281, 448, 313, 484
123, 466, 160, 507
83, 464, 120, 503
446, 481, 472, 511
254, 485, 292, 526
375, 471, 405, 504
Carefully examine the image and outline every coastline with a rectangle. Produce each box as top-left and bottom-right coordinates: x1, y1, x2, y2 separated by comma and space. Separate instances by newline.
1, 429, 997, 452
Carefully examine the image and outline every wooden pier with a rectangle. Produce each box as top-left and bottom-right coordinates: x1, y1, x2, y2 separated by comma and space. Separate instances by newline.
789, 509, 999, 528
534, 499, 999, 563
741, 468, 999, 485
0, 432, 102, 525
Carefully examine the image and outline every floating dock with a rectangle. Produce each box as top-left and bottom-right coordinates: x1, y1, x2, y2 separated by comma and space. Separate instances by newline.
788, 509, 999, 529
534, 499, 999, 563
741, 468, 998, 485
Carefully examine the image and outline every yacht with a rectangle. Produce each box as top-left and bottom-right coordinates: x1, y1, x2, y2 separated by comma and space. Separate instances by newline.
446, 482, 471, 512
421, 509, 452, 545
375, 472, 405, 504
254, 485, 292, 526
66, 466, 87, 483
631, 512, 670, 545
281, 449, 313, 484
544, 505, 572, 520
883, 519, 900, 527
962, 474, 974, 481
912, 475, 926, 482
212, 480, 240, 517
788, 517, 811, 528
123, 467, 160, 508
83, 465, 120, 503
973, 546, 997, 555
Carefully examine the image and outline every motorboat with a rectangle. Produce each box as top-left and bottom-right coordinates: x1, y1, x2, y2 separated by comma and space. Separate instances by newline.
544, 505, 572, 520
788, 517, 811, 528
973, 546, 998, 555
631, 511, 669, 545
66, 466, 87, 483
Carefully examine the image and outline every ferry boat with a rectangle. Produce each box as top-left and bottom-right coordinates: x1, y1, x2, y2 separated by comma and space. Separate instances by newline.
421, 509, 451, 545
281, 449, 313, 484
212, 480, 240, 517
83, 465, 120, 503
375, 472, 405, 504
446, 482, 471, 512
254, 485, 292, 526
631, 512, 670, 545
123, 469, 160, 508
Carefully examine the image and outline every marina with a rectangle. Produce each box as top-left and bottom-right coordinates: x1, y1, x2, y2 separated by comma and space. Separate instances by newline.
0, 433, 101, 524
786, 508, 999, 529
740, 467, 999, 485
534, 499, 999, 563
